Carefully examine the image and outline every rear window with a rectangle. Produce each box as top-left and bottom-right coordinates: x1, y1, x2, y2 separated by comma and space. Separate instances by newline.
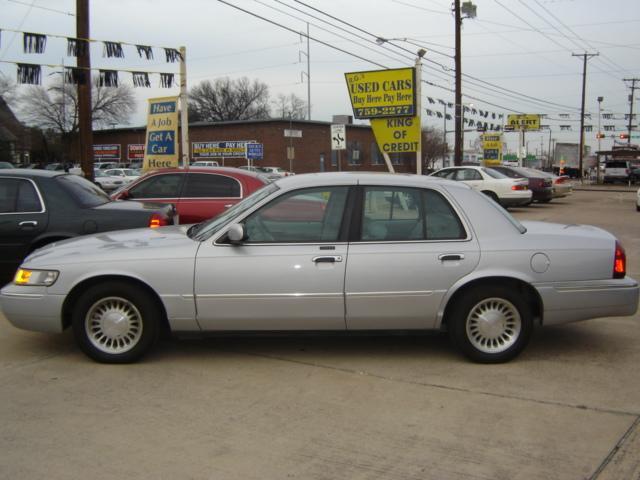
605, 161, 628, 169
57, 174, 110, 207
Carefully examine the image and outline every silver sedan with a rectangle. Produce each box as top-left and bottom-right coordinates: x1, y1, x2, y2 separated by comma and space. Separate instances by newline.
1, 173, 638, 363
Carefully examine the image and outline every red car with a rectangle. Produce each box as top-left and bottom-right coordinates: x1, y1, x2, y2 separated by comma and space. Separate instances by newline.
110, 167, 269, 224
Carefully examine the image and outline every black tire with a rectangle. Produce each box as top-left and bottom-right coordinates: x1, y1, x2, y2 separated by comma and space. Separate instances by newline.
447, 285, 533, 363
72, 281, 161, 363
482, 191, 500, 204
538, 198, 552, 204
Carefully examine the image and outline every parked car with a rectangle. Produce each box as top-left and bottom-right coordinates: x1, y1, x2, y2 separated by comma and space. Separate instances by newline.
2, 172, 637, 364
191, 160, 220, 167
110, 167, 269, 224
636, 187, 639, 212
535, 170, 573, 199
488, 166, 554, 203
603, 160, 630, 184
628, 167, 640, 184
0, 169, 175, 285
94, 170, 128, 192
0, 161, 14, 169
94, 162, 119, 170
103, 168, 140, 183
430, 166, 531, 207
260, 166, 293, 177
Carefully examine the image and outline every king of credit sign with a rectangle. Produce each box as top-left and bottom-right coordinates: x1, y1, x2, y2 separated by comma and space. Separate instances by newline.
345, 68, 416, 119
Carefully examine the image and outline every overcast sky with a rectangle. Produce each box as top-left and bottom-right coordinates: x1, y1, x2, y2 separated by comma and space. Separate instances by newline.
1, 0, 639, 155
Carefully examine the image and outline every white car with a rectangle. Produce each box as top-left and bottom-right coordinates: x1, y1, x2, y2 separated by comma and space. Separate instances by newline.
103, 168, 140, 184
93, 170, 128, 192
260, 166, 293, 177
431, 166, 531, 207
191, 161, 220, 167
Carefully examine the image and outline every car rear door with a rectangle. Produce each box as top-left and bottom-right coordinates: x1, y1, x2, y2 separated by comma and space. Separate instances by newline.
345, 185, 480, 330
0, 177, 48, 282
176, 172, 243, 223
194, 185, 351, 331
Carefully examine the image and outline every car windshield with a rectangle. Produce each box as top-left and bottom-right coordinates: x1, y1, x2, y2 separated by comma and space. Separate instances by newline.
482, 168, 508, 179
189, 183, 279, 241
57, 174, 111, 207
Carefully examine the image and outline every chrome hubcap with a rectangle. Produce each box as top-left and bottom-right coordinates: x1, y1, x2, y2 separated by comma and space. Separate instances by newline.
466, 297, 521, 354
85, 297, 143, 354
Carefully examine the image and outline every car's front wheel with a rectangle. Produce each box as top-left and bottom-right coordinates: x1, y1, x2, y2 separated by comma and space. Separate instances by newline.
448, 285, 533, 363
72, 281, 161, 363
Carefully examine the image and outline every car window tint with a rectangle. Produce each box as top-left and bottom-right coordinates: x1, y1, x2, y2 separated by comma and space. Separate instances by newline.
0, 178, 20, 213
129, 174, 184, 198
432, 169, 455, 179
423, 189, 466, 240
244, 187, 348, 243
482, 168, 507, 179
16, 180, 42, 212
456, 169, 481, 181
57, 174, 110, 207
362, 187, 422, 241
183, 173, 241, 198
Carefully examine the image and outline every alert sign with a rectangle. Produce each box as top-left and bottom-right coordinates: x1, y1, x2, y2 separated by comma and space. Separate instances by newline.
345, 68, 416, 119
370, 116, 421, 153
507, 114, 541, 131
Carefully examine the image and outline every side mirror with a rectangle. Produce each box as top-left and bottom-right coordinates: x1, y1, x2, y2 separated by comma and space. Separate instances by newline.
227, 223, 246, 244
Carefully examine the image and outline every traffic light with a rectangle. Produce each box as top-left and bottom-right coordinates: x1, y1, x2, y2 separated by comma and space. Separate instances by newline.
619, 133, 629, 140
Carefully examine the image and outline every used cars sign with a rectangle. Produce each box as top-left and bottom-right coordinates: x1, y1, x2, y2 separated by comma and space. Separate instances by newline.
345, 67, 416, 119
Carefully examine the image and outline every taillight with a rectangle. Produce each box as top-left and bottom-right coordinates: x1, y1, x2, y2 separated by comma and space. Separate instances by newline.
613, 241, 626, 279
149, 213, 169, 229
511, 184, 527, 190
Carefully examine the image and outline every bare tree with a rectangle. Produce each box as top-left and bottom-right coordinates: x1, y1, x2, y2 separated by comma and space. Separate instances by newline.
0, 74, 16, 103
421, 126, 448, 171
16, 77, 135, 135
188, 77, 270, 122
272, 93, 307, 120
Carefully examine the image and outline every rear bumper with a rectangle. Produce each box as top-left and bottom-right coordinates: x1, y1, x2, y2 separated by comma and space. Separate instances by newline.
0, 284, 66, 333
500, 192, 533, 207
532, 188, 554, 202
535, 277, 639, 326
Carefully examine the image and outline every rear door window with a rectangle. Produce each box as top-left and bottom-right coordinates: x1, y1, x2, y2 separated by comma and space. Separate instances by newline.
183, 173, 241, 198
128, 173, 185, 198
0, 178, 43, 213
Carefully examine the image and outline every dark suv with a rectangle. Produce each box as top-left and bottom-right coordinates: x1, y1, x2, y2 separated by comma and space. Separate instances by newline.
488, 166, 554, 203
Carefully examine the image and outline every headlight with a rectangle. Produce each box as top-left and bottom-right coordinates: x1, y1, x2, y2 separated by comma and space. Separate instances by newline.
14, 269, 59, 286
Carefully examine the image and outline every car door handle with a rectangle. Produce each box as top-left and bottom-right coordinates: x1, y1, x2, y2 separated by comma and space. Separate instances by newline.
438, 253, 464, 261
18, 221, 38, 228
313, 255, 343, 263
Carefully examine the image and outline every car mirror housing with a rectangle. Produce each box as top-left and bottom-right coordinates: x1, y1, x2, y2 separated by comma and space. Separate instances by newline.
227, 223, 246, 244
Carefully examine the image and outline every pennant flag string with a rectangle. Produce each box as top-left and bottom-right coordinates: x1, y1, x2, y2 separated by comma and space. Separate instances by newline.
64, 67, 87, 85
132, 72, 151, 88
103, 41, 125, 58
23, 33, 47, 53
136, 45, 154, 60
99, 70, 119, 87
17, 63, 41, 84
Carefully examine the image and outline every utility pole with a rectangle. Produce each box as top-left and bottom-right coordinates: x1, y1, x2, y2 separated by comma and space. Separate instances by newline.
454, 0, 462, 166
77, 0, 93, 180
453, 1, 476, 166
572, 52, 598, 181
623, 78, 639, 145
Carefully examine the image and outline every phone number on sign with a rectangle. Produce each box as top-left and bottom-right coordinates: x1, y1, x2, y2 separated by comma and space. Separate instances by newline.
354, 105, 414, 118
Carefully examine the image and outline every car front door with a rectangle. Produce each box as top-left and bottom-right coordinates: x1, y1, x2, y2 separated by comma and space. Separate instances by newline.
194, 186, 351, 330
345, 185, 480, 330
124, 172, 185, 218
0, 177, 48, 283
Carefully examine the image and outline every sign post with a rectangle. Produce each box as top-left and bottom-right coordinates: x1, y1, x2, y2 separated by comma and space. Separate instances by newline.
331, 124, 346, 171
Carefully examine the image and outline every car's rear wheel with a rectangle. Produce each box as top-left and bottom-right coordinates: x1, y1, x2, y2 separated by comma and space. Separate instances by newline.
72, 281, 160, 363
448, 285, 533, 363
482, 191, 500, 204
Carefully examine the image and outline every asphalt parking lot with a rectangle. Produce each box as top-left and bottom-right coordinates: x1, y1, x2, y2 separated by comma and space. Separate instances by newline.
0, 187, 638, 480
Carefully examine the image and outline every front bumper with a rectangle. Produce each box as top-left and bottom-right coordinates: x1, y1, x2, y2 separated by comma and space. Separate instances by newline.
535, 277, 639, 326
0, 284, 66, 333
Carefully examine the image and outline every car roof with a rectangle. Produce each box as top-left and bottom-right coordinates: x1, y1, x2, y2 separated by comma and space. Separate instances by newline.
272, 171, 470, 191
139, 166, 267, 180
0, 168, 65, 178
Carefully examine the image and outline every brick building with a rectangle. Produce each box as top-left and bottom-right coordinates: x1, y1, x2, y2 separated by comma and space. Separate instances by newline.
92, 118, 417, 174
